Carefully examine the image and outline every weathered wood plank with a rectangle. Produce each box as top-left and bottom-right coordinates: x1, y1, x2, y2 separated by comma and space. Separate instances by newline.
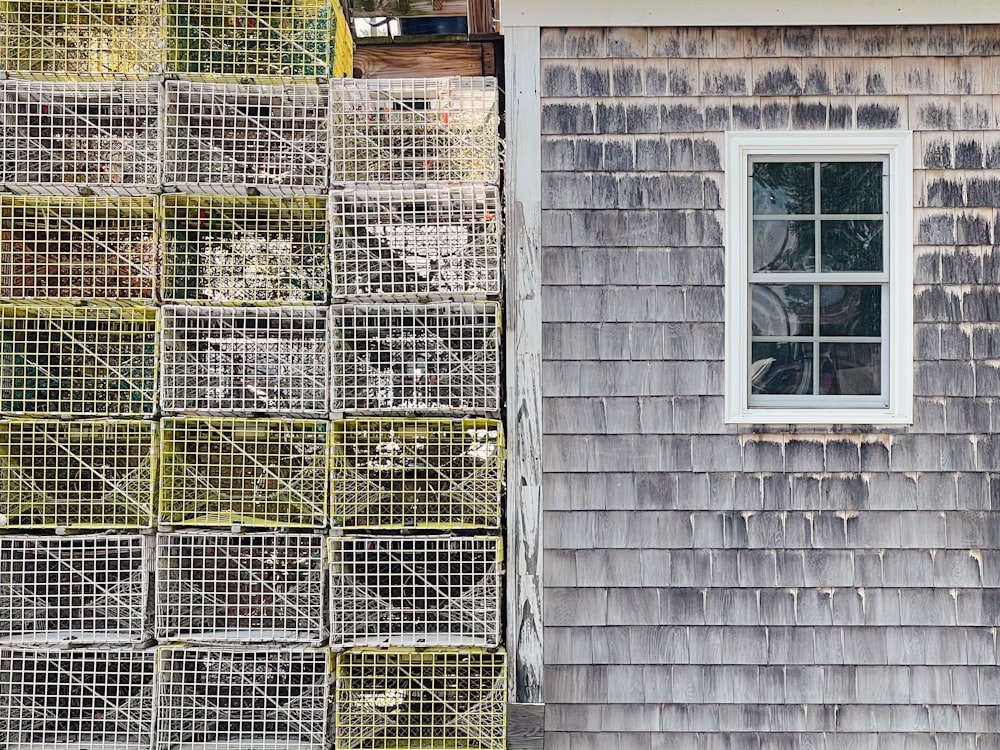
467, 0, 494, 34
353, 42, 491, 77
352, 0, 467, 17
507, 703, 544, 749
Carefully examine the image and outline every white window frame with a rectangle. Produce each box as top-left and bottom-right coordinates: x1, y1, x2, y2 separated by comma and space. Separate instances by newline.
724, 130, 913, 425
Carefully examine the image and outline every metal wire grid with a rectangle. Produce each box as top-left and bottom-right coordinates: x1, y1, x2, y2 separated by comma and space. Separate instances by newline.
331, 418, 503, 530
164, 80, 329, 194
330, 78, 500, 184
0, 533, 152, 644
335, 648, 506, 750
0, 647, 156, 749
0, 302, 158, 417
0, 195, 157, 300
155, 531, 325, 644
332, 185, 501, 301
331, 302, 501, 415
156, 646, 330, 750
160, 305, 328, 416
0, 79, 160, 194
162, 194, 328, 304
0, 419, 155, 529
330, 535, 501, 649
158, 416, 328, 528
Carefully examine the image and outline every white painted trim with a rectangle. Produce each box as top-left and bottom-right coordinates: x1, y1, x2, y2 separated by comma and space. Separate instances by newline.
724, 130, 914, 426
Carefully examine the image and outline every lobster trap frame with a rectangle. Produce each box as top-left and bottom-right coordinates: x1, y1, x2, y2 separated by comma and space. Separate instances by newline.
0, 533, 152, 644
158, 416, 329, 528
156, 531, 326, 644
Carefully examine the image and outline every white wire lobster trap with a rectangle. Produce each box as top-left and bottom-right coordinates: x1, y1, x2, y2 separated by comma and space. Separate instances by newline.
330, 535, 501, 649
0, 302, 158, 417
156, 646, 330, 750
0, 419, 155, 529
0, 195, 157, 300
158, 417, 328, 528
331, 302, 500, 415
156, 531, 325, 644
164, 80, 329, 195
331, 418, 503, 530
0, 646, 156, 750
0, 533, 152, 645
332, 185, 501, 301
162, 194, 328, 304
330, 77, 500, 184
335, 648, 506, 750
0, 79, 159, 194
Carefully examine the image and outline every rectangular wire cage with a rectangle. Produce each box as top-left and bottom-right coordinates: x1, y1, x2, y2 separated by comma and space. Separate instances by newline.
155, 531, 325, 644
331, 418, 503, 529
165, 0, 333, 78
0, 302, 158, 417
0, 419, 155, 529
0, 647, 156, 750
0, 533, 152, 645
331, 302, 501, 415
159, 416, 329, 528
0, 0, 162, 78
335, 648, 506, 750
332, 185, 501, 301
164, 80, 329, 195
0, 196, 157, 300
0, 79, 159, 194
330, 535, 502, 649
162, 195, 328, 305
156, 646, 330, 750
160, 305, 328, 416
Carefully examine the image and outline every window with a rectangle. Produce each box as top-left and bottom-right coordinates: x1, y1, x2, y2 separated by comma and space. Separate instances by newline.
724, 131, 913, 424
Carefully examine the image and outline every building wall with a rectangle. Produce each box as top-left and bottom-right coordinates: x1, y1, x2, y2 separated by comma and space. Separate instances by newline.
541, 25, 1000, 749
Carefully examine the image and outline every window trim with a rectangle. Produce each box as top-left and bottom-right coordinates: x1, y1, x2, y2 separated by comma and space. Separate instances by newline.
724, 130, 914, 425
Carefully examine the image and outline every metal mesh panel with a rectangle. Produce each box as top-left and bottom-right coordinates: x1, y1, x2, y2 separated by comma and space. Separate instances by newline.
331, 418, 502, 529
332, 185, 501, 300
0, 647, 155, 749
331, 302, 500, 415
0, 80, 159, 194
156, 646, 329, 750
0, 533, 152, 644
0, 302, 158, 417
331, 535, 501, 648
159, 416, 328, 528
335, 648, 506, 750
156, 531, 325, 643
0, 419, 155, 529
162, 195, 328, 304
330, 78, 500, 184
0, 196, 157, 300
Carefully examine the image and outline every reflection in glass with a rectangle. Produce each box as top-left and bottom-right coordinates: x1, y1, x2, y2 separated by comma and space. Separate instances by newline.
821, 220, 883, 272
819, 343, 881, 395
753, 220, 815, 272
752, 162, 814, 215
751, 342, 813, 395
752, 285, 813, 336
821, 162, 883, 214
819, 285, 881, 337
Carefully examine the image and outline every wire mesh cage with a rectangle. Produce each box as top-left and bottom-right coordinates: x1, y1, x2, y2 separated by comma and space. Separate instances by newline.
156, 646, 330, 750
164, 80, 329, 194
0, 533, 152, 644
160, 305, 328, 416
0, 196, 157, 300
330, 78, 500, 184
0, 647, 156, 750
330, 535, 502, 649
159, 417, 328, 528
0, 0, 162, 77
335, 648, 506, 750
0, 302, 158, 417
331, 418, 503, 529
165, 0, 332, 78
162, 195, 328, 304
156, 531, 325, 644
0, 419, 155, 529
331, 302, 500, 415
332, 185, 501, 301
0, 79, 159, 194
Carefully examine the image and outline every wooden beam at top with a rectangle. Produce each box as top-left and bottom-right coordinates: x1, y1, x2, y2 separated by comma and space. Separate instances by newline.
352, 0, 467, 17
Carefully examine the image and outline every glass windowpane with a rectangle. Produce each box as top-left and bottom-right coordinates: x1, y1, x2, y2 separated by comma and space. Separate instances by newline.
820, 220, 883, 272
753, 220, 816, 272
752, 162, 815, 215
819, 285, 881, 337
820, 161, 883, 214
751, 342, 813, 395
752, 284, 814, 337
819, 343, 881, 395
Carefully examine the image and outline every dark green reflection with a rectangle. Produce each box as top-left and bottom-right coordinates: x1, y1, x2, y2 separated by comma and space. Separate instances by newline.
753, 162, 815, 215
821, 220, 883, 272
819, 285, 881, 337
750, 342, 813, 395
821, 162, 883, 214
819, 343, 881, 395
751, 284, 813, 336
753, 220, 815, 272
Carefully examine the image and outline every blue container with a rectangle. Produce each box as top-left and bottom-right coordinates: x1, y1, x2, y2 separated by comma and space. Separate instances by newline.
398, 16, 468, 35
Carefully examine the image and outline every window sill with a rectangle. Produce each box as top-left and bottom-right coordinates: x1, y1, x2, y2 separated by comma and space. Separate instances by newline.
725, 406, 913, 426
